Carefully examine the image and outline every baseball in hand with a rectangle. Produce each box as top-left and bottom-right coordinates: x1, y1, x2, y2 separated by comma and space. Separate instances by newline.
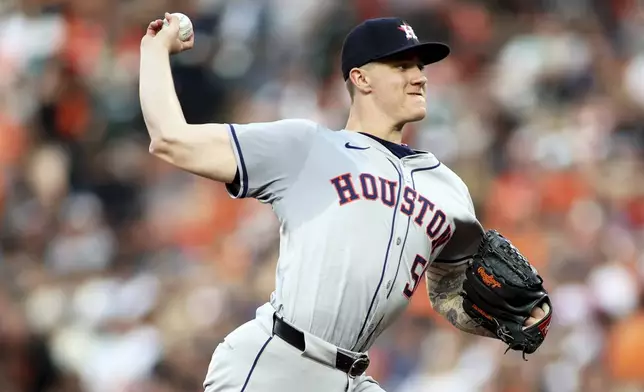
163, 12, 193, 41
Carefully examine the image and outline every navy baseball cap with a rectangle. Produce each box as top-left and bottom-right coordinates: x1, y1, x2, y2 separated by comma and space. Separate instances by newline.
341, 17, 450, 81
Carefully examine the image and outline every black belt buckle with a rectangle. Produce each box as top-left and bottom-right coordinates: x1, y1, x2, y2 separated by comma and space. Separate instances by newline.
348, 354, 370, 378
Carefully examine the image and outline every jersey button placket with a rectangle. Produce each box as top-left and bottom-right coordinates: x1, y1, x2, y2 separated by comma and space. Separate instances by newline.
383, 167, 410, 299
368, 162, 407, 344
402, 162, 412, 184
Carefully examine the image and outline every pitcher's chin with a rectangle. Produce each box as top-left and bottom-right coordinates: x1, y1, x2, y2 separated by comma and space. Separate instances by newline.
406, 107, 427, 123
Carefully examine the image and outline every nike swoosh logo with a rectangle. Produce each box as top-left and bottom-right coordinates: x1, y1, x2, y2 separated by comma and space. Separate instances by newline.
345, 142, 370, 150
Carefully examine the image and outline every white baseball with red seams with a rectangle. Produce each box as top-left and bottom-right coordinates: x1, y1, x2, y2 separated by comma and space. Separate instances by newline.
163, 12, 193, 41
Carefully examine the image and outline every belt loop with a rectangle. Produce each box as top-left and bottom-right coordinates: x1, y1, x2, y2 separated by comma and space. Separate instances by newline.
348, 355, 370, 378
345, 374, 354, 391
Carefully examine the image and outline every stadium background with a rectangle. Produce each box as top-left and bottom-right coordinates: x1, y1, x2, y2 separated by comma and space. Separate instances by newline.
2, 0, 644, 391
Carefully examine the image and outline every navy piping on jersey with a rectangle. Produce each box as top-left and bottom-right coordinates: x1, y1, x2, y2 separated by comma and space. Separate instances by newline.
240, 336, 272, 392
410, 162, 441, 173
359, 315, 385, 352
352, 158, 403, 351
228, 124, 249, 198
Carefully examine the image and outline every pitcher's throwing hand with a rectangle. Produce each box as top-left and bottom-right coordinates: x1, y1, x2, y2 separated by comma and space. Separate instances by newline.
141, 12, 194, 54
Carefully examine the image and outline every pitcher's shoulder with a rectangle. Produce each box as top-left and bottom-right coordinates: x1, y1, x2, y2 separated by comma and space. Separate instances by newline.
269, 118, 322, 132
435, 161, 471, 194
285, 120, 344, 141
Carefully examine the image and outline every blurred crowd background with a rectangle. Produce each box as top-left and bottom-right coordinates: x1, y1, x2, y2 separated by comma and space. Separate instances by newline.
2, 0, 644, 391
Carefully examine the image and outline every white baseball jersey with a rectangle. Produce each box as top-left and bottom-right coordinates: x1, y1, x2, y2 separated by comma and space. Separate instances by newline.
226, 119, 483, 352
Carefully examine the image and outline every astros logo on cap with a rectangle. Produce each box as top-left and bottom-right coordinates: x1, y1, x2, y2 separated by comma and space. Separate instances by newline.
398, 24, 418, 40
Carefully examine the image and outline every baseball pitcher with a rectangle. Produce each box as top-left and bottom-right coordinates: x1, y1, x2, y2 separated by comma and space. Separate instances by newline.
139, 13, 553, 392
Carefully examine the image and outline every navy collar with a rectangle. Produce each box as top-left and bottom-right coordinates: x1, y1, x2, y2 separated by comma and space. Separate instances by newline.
359, 133, 417, 159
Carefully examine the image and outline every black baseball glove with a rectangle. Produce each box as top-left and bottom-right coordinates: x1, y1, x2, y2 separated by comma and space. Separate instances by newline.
462, 230, 552, 358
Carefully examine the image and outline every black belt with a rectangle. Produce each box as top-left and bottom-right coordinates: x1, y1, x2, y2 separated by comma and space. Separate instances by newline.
272, 314, 370, 378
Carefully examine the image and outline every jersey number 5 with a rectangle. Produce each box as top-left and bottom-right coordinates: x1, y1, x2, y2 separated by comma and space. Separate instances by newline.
403, 254, 429, 299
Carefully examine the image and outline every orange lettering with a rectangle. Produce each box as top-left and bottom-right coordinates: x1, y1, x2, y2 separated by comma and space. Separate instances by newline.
472, 304, 493, 321
477, 267, 501, 288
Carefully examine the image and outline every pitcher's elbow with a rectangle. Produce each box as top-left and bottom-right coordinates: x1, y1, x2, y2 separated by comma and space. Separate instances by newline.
148, 138, 163, 154
148, 136, 176, 160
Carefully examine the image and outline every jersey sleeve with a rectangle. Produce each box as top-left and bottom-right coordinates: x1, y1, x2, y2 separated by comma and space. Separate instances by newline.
225, 119, 318, 202
434, 172, 483, 264
464, 184, 477, 216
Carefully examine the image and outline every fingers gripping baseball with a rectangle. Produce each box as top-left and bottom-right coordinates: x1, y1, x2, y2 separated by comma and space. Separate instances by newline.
141, 12, 194, 55
525, 302, 549, 328
146, 19, 164, 37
